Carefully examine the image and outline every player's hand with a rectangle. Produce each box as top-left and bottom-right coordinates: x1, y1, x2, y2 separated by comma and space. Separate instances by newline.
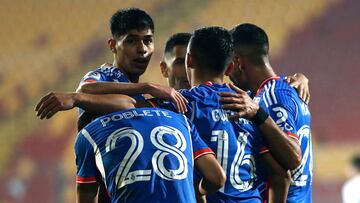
35, 92, 77, 119
148, 83, 188, 113
285, 73, 310, 104
219, 83, 259, 120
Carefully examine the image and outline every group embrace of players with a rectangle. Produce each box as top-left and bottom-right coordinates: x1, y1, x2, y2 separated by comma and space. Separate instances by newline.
35, 8, 312, 203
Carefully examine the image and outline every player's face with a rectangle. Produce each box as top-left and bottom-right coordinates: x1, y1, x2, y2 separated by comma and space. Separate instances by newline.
114, 28, 154, 80
164, 45, 190, 90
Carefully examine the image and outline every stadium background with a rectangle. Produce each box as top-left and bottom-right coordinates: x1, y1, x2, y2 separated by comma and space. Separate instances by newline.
0, 0, 359, 202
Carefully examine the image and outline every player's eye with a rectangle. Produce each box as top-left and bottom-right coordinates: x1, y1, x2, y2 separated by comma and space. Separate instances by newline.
174, 59, 185, 65
143, 37, 153, 45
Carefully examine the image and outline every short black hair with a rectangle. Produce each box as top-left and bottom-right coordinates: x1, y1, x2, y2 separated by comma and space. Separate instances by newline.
189, 26, 234, 74
110, 8, 154, 40
164, 33, 192, 56
231, 23, 269, 65
351, 154, 360, 171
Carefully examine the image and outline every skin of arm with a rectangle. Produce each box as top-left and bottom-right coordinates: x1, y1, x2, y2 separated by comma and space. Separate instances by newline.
194, 154, 226, 195
35, 92, 135, 119
261, 153, 291, 203
77, 82, 188, 113
219, 83, 301, 170
77, 183, 99, 203
285, 73, 310, 104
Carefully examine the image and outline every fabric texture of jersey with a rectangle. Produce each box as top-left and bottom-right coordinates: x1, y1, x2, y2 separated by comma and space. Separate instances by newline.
77, 65, 145, 131
253, 76, 313, 203
153, 83, 265, 203
75, 108, 213, 203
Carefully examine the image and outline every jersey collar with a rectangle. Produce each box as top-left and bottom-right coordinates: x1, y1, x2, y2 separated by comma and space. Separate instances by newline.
255, 76, 280, 96
201, 81, 214, 86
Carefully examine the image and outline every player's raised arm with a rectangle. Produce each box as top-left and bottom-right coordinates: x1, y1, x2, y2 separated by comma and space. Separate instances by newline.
285, 73, 310, 104
35, 92, 135, 119
219, 83, 301, 170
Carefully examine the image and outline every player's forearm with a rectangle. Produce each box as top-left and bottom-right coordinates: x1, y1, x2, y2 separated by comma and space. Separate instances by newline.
198, 177, 223, 195
195, 154, 226, 195
262, 153, 290, 203
75, 93, 136, 116
267, 172, 290, 203
258, 117, 302, 170
76, 183, 99, 203
77, 82, 152, 95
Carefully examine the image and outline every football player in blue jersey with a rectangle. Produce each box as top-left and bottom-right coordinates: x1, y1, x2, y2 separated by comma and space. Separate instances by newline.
160, 33, 192, 90
35, 8, 188, 124
222, 23, 313, 203
160, 33, 310, 99
75, 99, 226, 203
36, 27, 301, 203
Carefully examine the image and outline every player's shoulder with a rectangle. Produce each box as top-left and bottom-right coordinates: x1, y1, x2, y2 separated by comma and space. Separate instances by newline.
263, 77, 299, 105
182, 83, 232, 100
96, 65, 124, 78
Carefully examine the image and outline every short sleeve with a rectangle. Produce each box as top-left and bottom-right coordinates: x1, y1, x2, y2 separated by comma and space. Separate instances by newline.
185, 117, 214, 160
74, 132, 101, 184
263, 88, 299, 141
79, 70, 104, 85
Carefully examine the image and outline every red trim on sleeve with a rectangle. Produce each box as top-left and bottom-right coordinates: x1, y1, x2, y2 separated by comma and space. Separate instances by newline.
259, 146, 270, 154
194, 148, 215, 160
76, 176, 97, 183
147, 99, 158, 107
286, 132, 299, 142
82, 79, 98, 83
255, 76, 280, 96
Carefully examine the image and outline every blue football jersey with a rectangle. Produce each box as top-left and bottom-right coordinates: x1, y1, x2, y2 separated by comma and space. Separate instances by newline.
154, 83, 265, 203
253, 76, 313, 203
75, 108, 214, 203
77, 65, 145, 130
79, 65, 145, 101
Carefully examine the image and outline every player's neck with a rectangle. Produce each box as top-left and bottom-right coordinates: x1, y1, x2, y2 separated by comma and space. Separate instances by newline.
249, 63, 276, 93
192, 72, 223, 87
112, 62, 140, 83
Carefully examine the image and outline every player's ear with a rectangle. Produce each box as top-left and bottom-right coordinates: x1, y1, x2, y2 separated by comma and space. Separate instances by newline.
160, 61, 169, 78
186, 53, 193, 69
225, 61, 234, 76
108, 38, 116, 54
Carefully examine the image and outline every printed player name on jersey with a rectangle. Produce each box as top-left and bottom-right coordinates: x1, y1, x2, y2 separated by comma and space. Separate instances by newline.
211, 109, 234, 122
100, 109, 173, 127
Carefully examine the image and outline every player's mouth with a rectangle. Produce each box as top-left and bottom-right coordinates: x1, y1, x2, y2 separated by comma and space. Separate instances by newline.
133, 58, 149, 69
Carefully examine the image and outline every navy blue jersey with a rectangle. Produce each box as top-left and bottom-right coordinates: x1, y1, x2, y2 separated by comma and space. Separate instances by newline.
153, 83, 265, 203
75, 108, 214, 203
253, 76, 313, 203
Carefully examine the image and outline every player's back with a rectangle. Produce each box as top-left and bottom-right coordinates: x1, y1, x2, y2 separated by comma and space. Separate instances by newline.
181, 83, 263, 203
75, 108, 207, 203
254, 76, 313, 203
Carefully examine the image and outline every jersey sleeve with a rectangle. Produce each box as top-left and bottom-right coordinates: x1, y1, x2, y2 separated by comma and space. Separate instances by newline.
263, 88, 299, 141
184, 117, 214, 160
74, 131, 101, 184
79, 70, 105, 85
